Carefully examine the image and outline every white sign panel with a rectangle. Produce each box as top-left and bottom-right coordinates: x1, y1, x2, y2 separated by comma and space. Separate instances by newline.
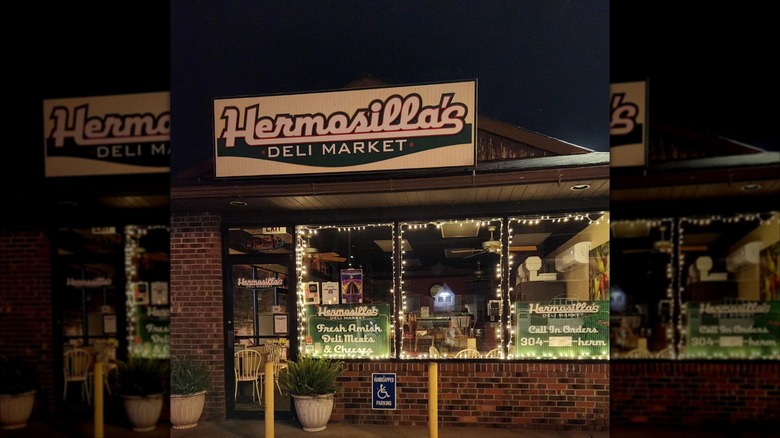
213, 81, 476, 177
43, 92, 171, 177
609, 81, 647, 168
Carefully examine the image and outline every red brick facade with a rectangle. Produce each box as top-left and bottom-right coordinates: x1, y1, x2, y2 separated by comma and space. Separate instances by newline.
611, 362, 780, 429
169, 212, 225, 421
0, 226, 55, 418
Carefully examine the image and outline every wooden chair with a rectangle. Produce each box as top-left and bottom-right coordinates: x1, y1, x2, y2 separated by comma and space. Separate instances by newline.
483, 348, 503, 359
268, 343, 286, 394
63, 348, 92, 405
454, 348, 481, 358
234, 349, 265, 406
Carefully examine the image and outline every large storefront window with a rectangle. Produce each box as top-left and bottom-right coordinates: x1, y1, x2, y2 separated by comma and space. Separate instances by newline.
508, 213, 610, 360
125, 225, 170, 359
399, 219, 504, 359
296, 224, 395, 359
610, 211, 780, 361
610, 218, 675, 359
679, 212, 779, 359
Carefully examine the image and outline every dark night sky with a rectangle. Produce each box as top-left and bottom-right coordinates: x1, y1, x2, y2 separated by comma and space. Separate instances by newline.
6, 2, 776, 188
611, 3, 779, 152
170, 0, 611, 175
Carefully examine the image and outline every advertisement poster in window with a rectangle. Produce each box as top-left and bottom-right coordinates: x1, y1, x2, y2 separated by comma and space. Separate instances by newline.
134, 282, 149, 305
305, 282, 320, 304
151, 281, 169, 305
341, 268, 363, 304
322, 281, 340, 304
304, 303, 391, 358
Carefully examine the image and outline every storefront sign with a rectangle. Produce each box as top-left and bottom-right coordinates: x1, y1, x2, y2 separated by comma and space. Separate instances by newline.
43, 92, 171, 177
213, 81, 476, 177
686, 301, 779, 359
515, 300, 610, 358
304, 304, 391, 358
610, 81, 646, 168
372, 373, 396, 410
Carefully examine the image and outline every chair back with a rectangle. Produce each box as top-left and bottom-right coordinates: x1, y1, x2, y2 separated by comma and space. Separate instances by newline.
63, 348, 92, 381
484, 348, 503, 358
454, 348, 481, 358
429, 345, 439, 358
234, 349, 264, 381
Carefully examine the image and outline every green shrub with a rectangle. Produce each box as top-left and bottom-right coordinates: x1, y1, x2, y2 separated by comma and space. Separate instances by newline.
277, 355, 343, 397
0, 355, 39, 395
170, 355, 211, 396
112, 357, 169, 396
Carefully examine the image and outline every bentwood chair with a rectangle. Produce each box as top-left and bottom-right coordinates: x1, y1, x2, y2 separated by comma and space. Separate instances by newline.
234, 349, 265, 406
428, 345, 440, 358
484, 348, 503, 359
454, 348, 481, 358
63, 348, 93, 405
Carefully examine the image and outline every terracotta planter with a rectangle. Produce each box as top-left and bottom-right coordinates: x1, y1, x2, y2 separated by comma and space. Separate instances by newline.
122, 393, 163, 432
170, 391, 206, 430
0, 391, 35, 430
292, 394, 334, 432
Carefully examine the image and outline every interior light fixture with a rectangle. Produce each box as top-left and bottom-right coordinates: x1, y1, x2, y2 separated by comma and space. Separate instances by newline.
569, 184, 590, 191
740, 183, 762, 192
229, 200, 248, 207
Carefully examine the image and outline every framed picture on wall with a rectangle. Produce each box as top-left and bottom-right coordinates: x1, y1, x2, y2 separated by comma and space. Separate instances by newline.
134, 282, 149, 305
102, 314, 117, 335
274, 314, 288, 335
151, 281, 169, 305
305, 282, 320, 304
321, 281, 339, 304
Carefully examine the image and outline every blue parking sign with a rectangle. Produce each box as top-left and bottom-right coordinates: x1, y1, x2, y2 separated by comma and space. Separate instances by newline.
372, 373, 396, 410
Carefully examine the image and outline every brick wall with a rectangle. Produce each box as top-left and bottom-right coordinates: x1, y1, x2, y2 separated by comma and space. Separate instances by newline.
611, 362, 780, 430
0, 226, 55, 418
169, 212, 225, 421
332, 361, 609, 430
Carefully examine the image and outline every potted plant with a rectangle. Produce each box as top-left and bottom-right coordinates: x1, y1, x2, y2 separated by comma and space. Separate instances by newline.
277, 355, 343, 432
0, 355, 39, 430
113, 357, 169, 432
169, 355, 211, 430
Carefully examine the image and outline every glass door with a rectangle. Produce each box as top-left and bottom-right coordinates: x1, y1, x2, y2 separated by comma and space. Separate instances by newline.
225, 253, 294, 419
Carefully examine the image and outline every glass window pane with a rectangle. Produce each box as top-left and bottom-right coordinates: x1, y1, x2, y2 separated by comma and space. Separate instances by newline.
400, 219, 503, 359
610, 218, 675, 359
296, 224, 395, 359
509, 213, 610, 360
679, 212, 780, 360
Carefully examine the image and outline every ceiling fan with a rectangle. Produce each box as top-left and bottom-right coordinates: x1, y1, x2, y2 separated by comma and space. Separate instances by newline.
451, 226, 501, 258
302, 238, 347, 262
620, 225, 673, 255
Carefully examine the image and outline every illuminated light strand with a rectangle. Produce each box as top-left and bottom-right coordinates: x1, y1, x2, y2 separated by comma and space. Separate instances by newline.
295, 223, 395, 359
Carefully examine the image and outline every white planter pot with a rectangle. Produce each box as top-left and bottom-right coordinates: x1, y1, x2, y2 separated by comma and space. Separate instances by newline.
122, 393, 163, 432
170, 391, 207, 430
0, 391, 35, 430
292, 394, 334, 432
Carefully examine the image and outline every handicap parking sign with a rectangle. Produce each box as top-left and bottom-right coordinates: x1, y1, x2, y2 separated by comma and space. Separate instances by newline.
372, 373, 396, 410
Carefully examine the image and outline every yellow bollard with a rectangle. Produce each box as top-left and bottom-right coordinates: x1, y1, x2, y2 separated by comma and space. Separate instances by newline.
265, 360, 275, 437
428, 361, 438, 438
93, 361, 104, 438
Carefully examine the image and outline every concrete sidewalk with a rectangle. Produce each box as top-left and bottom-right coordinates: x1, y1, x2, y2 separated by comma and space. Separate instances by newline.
171, 420, 609, 438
